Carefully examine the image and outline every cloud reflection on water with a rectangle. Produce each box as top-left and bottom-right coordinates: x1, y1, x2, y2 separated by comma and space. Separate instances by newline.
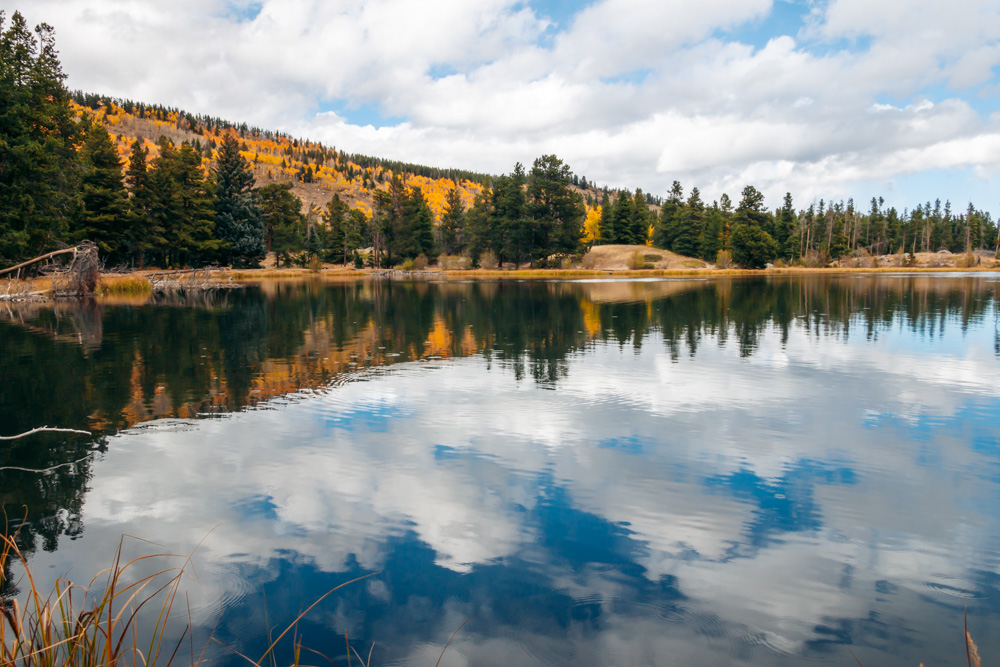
6, 276, 1000, 666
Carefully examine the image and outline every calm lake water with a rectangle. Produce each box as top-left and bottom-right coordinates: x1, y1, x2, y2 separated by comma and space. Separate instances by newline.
3, 274, 1000, 666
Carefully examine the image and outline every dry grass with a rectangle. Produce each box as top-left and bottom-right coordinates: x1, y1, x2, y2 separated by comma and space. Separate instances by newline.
1, 530, 198, 667
583, 244, 710, 271
96, 275, 153, 297
0, 529, 379, 667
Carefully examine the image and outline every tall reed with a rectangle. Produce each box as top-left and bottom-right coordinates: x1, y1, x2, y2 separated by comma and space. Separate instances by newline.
1, 532, 377, 667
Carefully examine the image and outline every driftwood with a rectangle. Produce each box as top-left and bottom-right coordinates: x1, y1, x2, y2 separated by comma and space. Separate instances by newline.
0, 247, 80, 278
140, 267, 221, 277
65, 243, 99, 294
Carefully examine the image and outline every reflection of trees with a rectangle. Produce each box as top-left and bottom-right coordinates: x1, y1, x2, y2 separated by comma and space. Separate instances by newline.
6, 277, 991, 442
0, 274, 996, 573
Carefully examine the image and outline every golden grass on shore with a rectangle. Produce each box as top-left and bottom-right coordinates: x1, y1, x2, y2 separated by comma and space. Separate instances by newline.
96, 274, 153, 296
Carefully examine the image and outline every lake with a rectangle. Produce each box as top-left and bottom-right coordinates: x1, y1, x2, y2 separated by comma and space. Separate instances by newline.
2, 274, 1000, 666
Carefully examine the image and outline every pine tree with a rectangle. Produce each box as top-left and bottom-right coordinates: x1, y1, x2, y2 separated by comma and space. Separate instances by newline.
731, 185, 777, 268
214, 133, 265, 267
654, 181, 684, 249
630, 189, 650, 245
439, 187, 465, 255
0, 11, 81, 267
399, 187, 435, 259
777, 192, 797, 259
527, 154, 585, 259
257, 182, 304, 258
321, 193, 351, 263
77, 123, 129, 265
125, 138, 158, 267
148, 139, 219, 267
699, 202, 723, 261
612, 191, 634, 245
596, 193, 613, 244
493, 164, 529, 265
673, 187, 703, 258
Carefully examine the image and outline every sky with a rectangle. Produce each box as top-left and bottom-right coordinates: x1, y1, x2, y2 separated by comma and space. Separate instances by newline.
6, 0, 1000, 213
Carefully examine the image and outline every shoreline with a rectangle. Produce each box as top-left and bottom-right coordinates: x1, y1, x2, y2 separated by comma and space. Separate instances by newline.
3, 264, 999, 303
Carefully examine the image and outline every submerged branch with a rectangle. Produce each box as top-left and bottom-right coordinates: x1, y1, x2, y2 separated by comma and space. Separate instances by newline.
0, 426, 92, 441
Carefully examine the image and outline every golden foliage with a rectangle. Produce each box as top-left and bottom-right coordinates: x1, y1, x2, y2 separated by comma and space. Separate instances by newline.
71, 101, 484, 223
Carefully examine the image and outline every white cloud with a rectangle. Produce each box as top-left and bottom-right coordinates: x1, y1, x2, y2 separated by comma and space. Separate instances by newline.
5, 0, 1000, 210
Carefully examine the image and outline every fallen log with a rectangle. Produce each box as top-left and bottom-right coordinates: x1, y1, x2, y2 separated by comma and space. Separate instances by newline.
0, 247, 79, 278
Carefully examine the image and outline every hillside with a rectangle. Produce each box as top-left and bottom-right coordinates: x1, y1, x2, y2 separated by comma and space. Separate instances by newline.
73, 95, 490, 223
73, 93, 652, 235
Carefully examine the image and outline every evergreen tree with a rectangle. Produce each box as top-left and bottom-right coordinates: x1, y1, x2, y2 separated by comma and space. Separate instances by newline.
148, 139, 219, 267
399, 186, 435, 259
735, 185, 769, 228
321, 192, 350, 261
611, 191, 635, 245
493, 164, 529, 265
527, 154, 585, 259
124, 138, 158, 267
257, 182, 304, 257
595, 193, 613, 244
718, 193, 734, 250
76, 123, 129, 265
344, 209, 368, 266
776, 192, 797, 259
731, 224, 778, 269
465, 188, 494, 266
0, 11, 81, 267
673, 187, 703, 258
630, 189, 650, 245
731, 185, 777, 268
214, 133, 265, 267
654, 181, 684, 249
378, 174, 407, 263
699, 203, 723, 262
305, 220, 323, 261
439, 187, 465, 255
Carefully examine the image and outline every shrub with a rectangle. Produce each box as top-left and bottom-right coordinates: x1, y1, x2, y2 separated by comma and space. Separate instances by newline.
644, 253, 662, 263
730, 224, 778, 269
957, 252, 977, 268
440, 254, 471, 270
715, 250, 732, 269
353, 252, 364, 269
400, 258, 415, 271
581, 253, 597, 269
801, 250, 826, 268
479, 249, 498, 269
627, 250, 650, 270
412, 253, 429, 270
307, 255, 323, 272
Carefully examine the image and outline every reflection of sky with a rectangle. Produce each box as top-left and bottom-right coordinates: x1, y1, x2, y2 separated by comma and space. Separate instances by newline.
17, 299, 1000, 667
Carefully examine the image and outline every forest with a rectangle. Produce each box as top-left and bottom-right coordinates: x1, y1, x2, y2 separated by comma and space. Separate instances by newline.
1, 9, 997, 274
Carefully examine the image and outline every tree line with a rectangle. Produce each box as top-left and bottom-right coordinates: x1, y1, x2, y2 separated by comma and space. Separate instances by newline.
625, 182, 999, 269
2, 10, 997, 273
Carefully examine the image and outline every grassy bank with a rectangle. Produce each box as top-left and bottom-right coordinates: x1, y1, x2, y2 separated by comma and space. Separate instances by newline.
96, 274, 153, 297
